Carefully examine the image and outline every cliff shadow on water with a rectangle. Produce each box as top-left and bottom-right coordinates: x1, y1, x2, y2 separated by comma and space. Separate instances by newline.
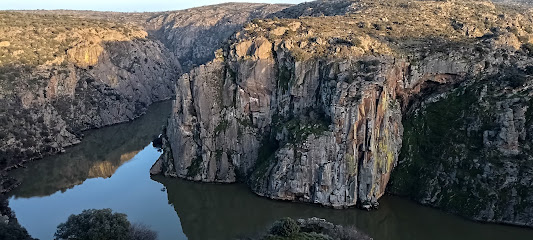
7, 101, 172, 199
152, 175, 533, 240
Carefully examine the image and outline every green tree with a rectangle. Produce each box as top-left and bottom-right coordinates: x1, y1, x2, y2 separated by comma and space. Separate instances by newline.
54, 209, 130, 240
269, 218, 300, 237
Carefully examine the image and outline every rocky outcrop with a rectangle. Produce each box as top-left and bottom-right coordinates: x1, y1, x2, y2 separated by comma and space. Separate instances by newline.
158, 36, 465, 208
157, 0, 533, 227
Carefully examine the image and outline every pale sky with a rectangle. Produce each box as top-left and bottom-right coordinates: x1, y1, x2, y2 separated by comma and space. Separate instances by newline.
0, 0, 308, 12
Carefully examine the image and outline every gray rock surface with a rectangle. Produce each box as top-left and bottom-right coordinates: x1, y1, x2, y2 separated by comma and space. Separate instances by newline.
161, 35, 407, 208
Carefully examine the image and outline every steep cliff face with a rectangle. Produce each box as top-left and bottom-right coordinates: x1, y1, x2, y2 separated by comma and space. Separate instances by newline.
159, 37, 407, 208
158, 0, 533, 225
0, 12, 180, 179
146, 3, 289, 71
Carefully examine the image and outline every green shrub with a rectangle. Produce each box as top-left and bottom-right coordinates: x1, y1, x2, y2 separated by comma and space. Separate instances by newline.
54, 209, 130, 240
128, 223, 158, 240
54, 209, 159, 240
269, 218, 300, 237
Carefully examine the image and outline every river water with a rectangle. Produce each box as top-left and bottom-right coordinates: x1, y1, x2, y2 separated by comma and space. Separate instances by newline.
7, 101, 533, 240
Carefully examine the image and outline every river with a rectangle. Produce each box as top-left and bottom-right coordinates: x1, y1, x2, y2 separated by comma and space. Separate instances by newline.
7, 101, 533, 240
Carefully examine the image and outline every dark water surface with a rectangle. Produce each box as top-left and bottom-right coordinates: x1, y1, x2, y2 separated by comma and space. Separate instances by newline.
8, 101, 533, 240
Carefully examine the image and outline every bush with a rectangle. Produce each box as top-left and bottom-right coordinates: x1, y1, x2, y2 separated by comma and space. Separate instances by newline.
0, 196, 36, 240
261, 218, 371, 240
54, 209, 130, 240
54, 209, 158, 240
269, 218, 300, 237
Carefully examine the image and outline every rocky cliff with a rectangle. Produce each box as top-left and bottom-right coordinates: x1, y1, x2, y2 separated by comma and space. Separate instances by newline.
389, 61, 533, 226
0, 12, 180, 180
156, 0, 533, 226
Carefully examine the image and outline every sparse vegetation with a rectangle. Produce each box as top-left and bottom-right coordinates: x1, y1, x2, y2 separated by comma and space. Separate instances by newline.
239, 0, 533, 59
0, 11, 144, 90
0, 12, 134, 64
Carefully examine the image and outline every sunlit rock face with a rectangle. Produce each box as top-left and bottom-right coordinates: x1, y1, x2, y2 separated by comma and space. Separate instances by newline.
160, 37, 426, 209
158, 0, 533, 226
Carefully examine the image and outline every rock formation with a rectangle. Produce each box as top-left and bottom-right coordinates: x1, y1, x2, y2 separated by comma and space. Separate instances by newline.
0, 3, 290, 192
156, 0, 533, 226
388, 63, 533, 226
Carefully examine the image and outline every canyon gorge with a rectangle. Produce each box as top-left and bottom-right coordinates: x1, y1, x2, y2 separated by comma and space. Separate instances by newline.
2, 0, 533, 238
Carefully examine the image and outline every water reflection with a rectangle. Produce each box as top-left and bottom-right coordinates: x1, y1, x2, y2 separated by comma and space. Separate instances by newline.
153, 175, 533, 240
8, 101, 186, 240
9, 101, 171, 198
